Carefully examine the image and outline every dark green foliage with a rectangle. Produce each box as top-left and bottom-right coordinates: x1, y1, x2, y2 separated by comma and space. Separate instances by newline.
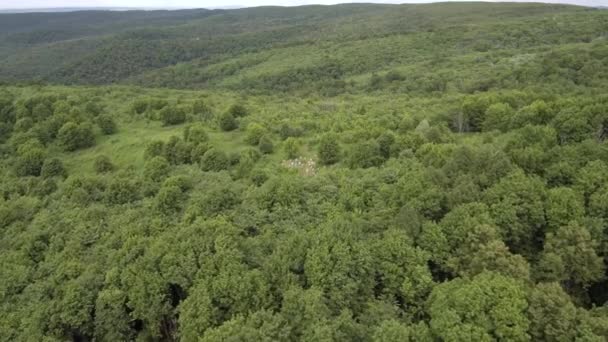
258, 135, 274, 154
317, 134, 340, 165
347, 140, 383, 169
96, 114, 117, 135
159, 106, 186, 126
94, 155, 114, 173
41, 158, 66, 178
57, 122, 95, 151
14, 147, 45, 177
218, 112, 238, 131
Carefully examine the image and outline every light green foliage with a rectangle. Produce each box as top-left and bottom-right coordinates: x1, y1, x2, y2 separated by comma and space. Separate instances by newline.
545, 187, 584, 232
427, 272, 530, 341
539, 222, 604, 287
245, 122, 267, 145
527, 282, 577, 341
283, 137, 300, 159
0, 3, 608, 341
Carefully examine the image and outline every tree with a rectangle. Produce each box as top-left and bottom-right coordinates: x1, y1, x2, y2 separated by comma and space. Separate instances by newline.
483, 170, 546, 256
545, 187, 584, 232
527, 282, 577, 341
427, 272, 529, 341
218, 112, 238, 131
347, 140, 383, 169
482, 102, 513, 132
57, 122, 95, 151
538, 221, 604, 288
317, 134, 340, 165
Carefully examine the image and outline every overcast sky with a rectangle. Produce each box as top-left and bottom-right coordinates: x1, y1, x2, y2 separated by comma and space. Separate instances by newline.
0, 0, 604, 10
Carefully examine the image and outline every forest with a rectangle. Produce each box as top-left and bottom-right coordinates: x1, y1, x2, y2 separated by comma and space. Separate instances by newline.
1, 2, 608, 341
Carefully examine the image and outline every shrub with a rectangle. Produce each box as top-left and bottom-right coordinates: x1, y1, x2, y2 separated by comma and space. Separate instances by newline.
283, 138, 300, 159
155, 185, 183, 214
318, 134, 341, 165
258, 135, 274, 154
15, 148, 46, 177
131, 99, 148, 114
184, 123, 209, 144
192, 99, 213, 121
200, 148, 229, 172
160, 106, 186, 126
41, 158, 67, 178
245, 123, 266, 145
228, 103, 248, 117
144, 140, 165, 160
96, 114, 117, 135
144, 156, 171, 182
57, 122, 95, 151
94, 155, 115, 173
105, 178, 140, 205
218, 112, 238, 131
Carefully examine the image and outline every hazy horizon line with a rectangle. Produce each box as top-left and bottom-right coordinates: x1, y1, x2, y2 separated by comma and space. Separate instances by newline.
0, 1, 604, 12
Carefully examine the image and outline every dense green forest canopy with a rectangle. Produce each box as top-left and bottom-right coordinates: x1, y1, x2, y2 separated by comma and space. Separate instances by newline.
1, 2, 608, 341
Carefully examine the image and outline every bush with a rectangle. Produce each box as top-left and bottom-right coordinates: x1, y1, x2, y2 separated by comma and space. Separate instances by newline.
94, 155, 115, 173
245, 123, 266, 145
96, 114, 117, 135
144, 156, 171, 182
144, 140, 165, 160
57, 122, 95, 151
192, 99, 213, 121
105, 178, 139, 205
155, 185, 183, 214
131, 99, 148, 114
318, 134, 341, 165
347, 140, 384, 169
15, 148, 46, 177
228, 103, 248, 117
218, 112, 238, 131
184, 123, 209, 144
160, 106, 186, 126
200, 148, 229, 172
41, 158, 67, 178
258, 135, 274, 154
283, 137, 300, 159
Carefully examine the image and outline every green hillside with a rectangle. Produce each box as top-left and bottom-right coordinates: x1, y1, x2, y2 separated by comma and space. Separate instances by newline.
1, 2, 608, 341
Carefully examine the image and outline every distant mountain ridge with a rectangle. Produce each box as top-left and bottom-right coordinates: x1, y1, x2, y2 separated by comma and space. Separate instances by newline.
0, 2, 605, 95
